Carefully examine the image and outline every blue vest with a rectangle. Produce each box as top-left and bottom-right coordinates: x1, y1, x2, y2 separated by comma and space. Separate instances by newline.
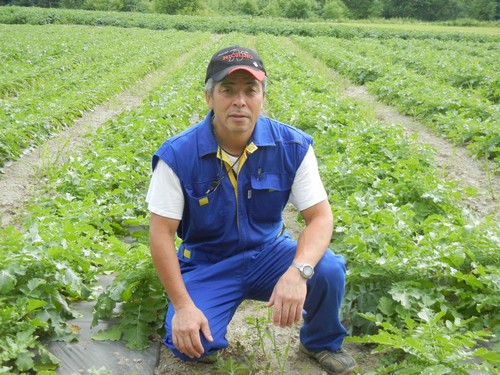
152, 111, 313, 263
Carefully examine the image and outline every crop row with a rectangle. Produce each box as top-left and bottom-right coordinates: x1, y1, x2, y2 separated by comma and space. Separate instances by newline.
1, 29, 499, 373
0, 24, 211, 168
326, 37, 499, 101
1, 6, 499, 42
293, 36, 500, 165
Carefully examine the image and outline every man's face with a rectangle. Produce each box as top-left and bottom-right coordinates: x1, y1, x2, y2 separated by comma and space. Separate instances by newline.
206, 70, 264, 139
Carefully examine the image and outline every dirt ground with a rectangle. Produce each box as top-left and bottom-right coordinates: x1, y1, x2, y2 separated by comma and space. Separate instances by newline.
1, 50, 498, 375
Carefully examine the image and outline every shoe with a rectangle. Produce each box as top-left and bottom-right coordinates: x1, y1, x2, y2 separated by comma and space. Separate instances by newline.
299, 343, 357, 375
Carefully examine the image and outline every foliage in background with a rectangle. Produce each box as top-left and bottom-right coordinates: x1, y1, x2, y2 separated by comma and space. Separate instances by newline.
1, 6, 498, 41
152, 0, 200, 15
343, 0, 383, 19
322, 0, 348, 19
1, 0, 498, 20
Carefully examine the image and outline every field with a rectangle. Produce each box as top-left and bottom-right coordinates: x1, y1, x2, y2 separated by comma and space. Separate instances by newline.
0, 7, 499, 375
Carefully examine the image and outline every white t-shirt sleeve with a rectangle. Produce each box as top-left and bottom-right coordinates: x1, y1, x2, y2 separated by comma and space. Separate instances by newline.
289, 145, 328, 212
146, 158, 184, 220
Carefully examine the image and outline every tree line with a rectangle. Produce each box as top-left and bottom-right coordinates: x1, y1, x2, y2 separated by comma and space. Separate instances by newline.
1, 0, 499, 22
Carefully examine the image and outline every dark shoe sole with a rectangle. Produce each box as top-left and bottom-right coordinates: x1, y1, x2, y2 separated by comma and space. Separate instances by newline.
299, 344, 357, 375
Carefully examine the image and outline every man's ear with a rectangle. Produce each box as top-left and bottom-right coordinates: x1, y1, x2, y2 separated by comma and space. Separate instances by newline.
205, 91, 213, 109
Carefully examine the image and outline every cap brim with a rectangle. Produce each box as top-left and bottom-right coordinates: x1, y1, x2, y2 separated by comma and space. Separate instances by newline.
211, 66, 266, 82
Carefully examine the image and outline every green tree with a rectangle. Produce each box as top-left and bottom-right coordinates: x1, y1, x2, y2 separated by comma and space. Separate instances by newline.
207, 0, 234, 14
60, 0, 85, 8
10, 0, 61, 6
153, 0, 201, 14
284, 0, 317, 18
462, 0, 497, 20
9, 0, 35, 5
83, 0, 123, 11
343, 0, 381, 18
383, 0, 461, 21
238, 0, 259, 15
261, 0, 283, 17
322, 0, 348, 19
122, 0, 150, 11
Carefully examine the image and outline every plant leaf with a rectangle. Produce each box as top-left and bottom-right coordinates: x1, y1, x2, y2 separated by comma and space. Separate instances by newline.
0, 270, 16, 294
91, 324, 122, 342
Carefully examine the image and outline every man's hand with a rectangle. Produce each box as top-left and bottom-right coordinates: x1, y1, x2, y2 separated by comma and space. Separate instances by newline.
267, 268, 307, 327
172, 303, 214, 359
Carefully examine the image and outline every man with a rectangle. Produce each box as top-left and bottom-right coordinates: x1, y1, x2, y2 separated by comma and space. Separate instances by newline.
147, 45, 357, 375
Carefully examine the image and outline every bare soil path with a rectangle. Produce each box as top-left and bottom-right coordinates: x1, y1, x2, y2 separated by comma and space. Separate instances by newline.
1, 46, 497, 375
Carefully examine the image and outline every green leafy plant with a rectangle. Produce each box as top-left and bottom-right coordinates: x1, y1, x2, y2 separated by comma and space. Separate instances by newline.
0, 23, 212, 168
348, 310, 499, 374
91, 245, 168, 350
213, 357, 251, 375
257, 34, 499, 372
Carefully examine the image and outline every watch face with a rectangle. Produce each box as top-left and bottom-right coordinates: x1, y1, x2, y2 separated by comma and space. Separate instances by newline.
302, 265, 314, 278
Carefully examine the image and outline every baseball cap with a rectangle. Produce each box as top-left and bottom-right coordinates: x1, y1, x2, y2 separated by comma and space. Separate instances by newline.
205, 46, 267, 83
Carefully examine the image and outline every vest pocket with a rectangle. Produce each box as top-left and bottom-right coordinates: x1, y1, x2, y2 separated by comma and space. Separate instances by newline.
249, 173, 293, 223
184, 180, 229, 233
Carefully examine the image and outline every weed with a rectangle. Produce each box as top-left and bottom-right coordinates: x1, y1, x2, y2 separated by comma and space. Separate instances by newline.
34, 136, 70, 178
214, 357, 251, 375
482, 159, 499, 201
244, 307, 294, 375
348, 310, 499, 374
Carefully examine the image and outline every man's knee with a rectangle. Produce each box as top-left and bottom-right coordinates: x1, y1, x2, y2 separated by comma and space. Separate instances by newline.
314, 251, 346, 288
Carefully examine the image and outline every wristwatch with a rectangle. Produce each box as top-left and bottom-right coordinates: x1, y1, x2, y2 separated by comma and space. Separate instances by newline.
291, 261, 315, 280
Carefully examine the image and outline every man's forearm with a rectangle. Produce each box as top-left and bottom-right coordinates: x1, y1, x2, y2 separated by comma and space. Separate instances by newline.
294, 200, 334, 266
151, 243, 193, 307
149, 214, 194, 310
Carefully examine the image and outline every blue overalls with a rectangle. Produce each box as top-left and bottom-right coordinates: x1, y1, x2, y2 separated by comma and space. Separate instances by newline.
152, 111, 347, 361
